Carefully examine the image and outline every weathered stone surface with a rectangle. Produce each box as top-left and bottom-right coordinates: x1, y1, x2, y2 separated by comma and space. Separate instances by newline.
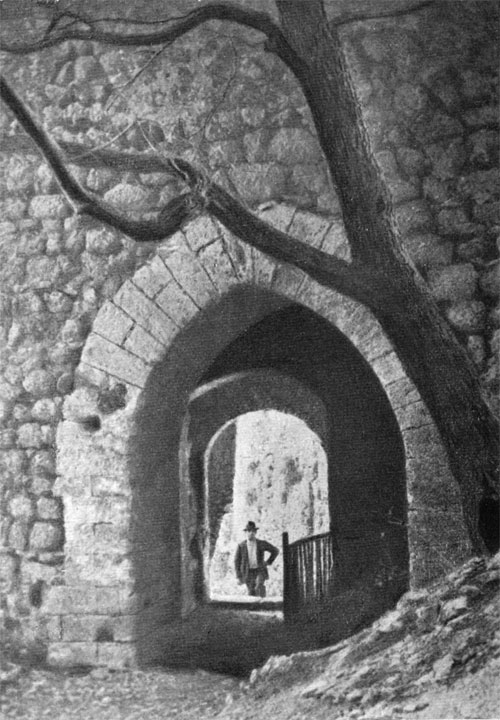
29, 522, 63, 552
403, 233, 453, 270
31, 399, 61, 424
85, 228, 123, 255
92, 302, 134, 346
22, 370, 56, 398
103, 183, 154, 212
446, 300, 487, 333
9, 494, 34, 520
17, 423, 44, 449
427, 264, 478, 302
227, 163, 287, 204
29, 195, 70, 220
268, 128, 322, 164
479, 261, 500, 297
394, 201, 434, 235
37, 498, 62, 521
47, 641, 98, 667
8, 521, 28, 552
113, 281, 177, 347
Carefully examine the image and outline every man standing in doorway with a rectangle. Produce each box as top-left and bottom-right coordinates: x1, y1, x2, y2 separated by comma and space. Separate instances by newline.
235, 521, 279, 597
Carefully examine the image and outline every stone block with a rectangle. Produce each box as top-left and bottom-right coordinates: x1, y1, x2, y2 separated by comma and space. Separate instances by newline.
402, 424, 443, 461
22, 369, 56, 398
271, 262, 306, 298
92, 302, 134, 345
159, 235, 216, 309
197, 238, 239, 294
371, 352, 406, 386
113, 281, 177, 347
36, 497, 62, 521
155, 277, 199, 327
29, 522, 63, 552
0, 552, 18, 593
384, 376, 420, 410
80, 334, 150, 387
65, 496, 130, 528
216, 225, 254, 283
62, 614, 114, 642
31, 399, 61, 424
437, 207, 477, 237
479, 261, 500, 297
30, 450, 56, 477
394, 200, 434, 235
427, 264, 478, 302
46, 615, 62, 642
8, 520, 28, 552
321, 220, 350, 260
29, 195, 70, 220
17, 422, 44, 449
85, 228, 122, 255
268, 128, 322, 165
96, 642, 136, 668
183, 215, 220, 252
47, 642, 98, 667
103, 183, 154, 213
403, 233, 453, 270
123, 325, 165, 364
228, 163, 287, 204
446, 300, 486, 334
0, 450, 28, 480
0, 429, 16, 448
132, 255, 172, 299
9, 494, 34, 520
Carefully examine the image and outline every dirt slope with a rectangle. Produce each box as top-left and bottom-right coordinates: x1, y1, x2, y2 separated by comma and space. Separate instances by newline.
218, 553, 500, 720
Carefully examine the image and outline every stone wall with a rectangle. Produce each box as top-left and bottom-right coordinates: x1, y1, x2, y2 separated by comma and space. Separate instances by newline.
0, 0, 498, 665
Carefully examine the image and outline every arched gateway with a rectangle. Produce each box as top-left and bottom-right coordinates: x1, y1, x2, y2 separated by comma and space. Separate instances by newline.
51, 206, 471, 667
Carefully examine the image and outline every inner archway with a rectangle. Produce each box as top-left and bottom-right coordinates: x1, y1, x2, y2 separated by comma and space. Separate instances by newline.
205, 410, 329, 601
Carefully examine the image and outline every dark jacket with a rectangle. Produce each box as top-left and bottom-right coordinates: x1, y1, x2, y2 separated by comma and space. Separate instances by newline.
235, 538, 279, 584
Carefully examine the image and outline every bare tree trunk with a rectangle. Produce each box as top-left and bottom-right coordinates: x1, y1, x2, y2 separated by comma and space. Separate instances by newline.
276, 0, 499, 552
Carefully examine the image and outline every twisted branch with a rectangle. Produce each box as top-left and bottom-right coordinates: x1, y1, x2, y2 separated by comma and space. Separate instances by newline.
0, 74, 380, 307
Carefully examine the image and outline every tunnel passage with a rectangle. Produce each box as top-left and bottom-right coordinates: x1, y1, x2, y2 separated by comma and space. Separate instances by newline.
182, 370, 330, 605
206, 410, 329, 600
181, 302, 409, 632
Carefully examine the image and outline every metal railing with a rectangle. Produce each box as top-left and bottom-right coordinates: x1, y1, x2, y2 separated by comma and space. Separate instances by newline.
283, 530, 336, 623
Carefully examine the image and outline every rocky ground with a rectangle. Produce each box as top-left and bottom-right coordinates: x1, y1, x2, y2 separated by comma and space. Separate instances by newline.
1, 553, 499, 719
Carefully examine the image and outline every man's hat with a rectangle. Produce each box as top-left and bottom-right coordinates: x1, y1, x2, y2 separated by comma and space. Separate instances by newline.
244, 521, 258, 532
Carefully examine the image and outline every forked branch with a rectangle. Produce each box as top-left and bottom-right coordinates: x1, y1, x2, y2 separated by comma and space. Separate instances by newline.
0, 74, 380, 307
0, 2, 283, 53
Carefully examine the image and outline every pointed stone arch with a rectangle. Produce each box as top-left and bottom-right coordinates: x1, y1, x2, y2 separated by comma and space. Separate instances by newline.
52, 205, 471, 667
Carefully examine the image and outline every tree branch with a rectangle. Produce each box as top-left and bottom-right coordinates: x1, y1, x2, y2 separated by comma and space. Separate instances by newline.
329, 0, 436, 27
1, 73, 379, 307
0, 75, 193, 241
0, 2, 282, 53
